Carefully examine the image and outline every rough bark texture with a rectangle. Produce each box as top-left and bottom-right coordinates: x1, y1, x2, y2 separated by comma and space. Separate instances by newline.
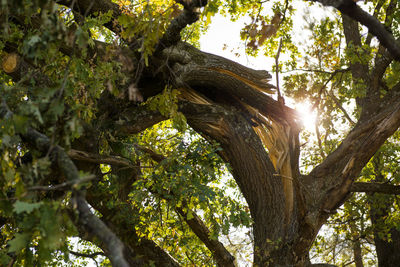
371, 215, 400, 267
368, 174, 400, 267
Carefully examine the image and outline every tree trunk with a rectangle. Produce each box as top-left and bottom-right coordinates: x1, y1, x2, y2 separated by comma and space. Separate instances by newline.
370, 195, 400, 267
353, 239, 364, 267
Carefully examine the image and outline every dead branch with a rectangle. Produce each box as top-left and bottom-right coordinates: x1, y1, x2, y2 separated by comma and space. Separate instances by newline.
275, 38, 283, 101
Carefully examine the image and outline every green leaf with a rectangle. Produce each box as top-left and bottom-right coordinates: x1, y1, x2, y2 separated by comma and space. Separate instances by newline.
27, 35, 41, 46
13, 201, 42, 214
39, 204, 64, 250
1, 134, 11, 147
4, 168, 15, 183
0, 252, 11, 266
8, 233, 31, 253
13, 115, 29, 134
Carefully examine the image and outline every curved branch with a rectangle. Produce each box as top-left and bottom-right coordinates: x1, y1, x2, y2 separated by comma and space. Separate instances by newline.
56, 0, 122, 34
157, 0, 208, 51
71, 192, 130, 267
71, 128, 181, 267
176, 205, 235, 266
306, 98, 400, 213
85, 187, 182, 267
313, 0, 400, 60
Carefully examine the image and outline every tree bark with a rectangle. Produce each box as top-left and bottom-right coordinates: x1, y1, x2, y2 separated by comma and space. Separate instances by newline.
368, 172, 400, 267
370, 196, 400, 267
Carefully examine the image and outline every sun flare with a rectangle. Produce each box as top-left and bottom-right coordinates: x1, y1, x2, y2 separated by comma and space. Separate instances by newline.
295, 101, 317, 132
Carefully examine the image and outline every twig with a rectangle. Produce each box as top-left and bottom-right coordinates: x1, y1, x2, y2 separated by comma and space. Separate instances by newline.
281, 68, 350, 74
315, 109, 326, 159
365, 0, 385, 46
326, 90, 355, 125
68, 148, 155, 169
69, 250, 105, 258
28, 175, 96, 191
275, 38, 283, 102
277, 0, 290, 30
312, 68, 350, 111
69, 250, 104, 266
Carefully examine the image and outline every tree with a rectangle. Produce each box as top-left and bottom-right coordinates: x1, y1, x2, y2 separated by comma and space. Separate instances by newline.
0, 0, 400, 266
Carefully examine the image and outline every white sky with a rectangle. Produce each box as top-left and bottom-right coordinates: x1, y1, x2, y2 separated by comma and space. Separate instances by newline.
199, 1, 333, 71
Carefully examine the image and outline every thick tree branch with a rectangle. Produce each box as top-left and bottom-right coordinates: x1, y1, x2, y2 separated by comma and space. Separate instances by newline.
85, 187, 181, 267
70, 129, 181, 267
368, 0, 397, 95
306, 98, 400, 214
96, 91, 165, 135
179, 101, 291, 263
313, 0, 400, 60
56, 0, 122, 34
157, 0, 208, 51
0, 101, 132, 267
351, 182, 400, 195
365, 0, 385, 46
176, 205, 235, 266
369, 46, 392, 97
71, 192, 130, 267
341, 13, 369, 87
